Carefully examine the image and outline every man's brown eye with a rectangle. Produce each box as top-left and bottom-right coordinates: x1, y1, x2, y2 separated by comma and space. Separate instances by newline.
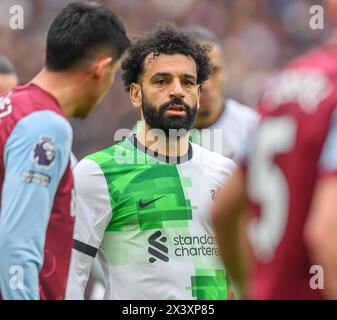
184, 80, 194, 86
157, 79, 166, 85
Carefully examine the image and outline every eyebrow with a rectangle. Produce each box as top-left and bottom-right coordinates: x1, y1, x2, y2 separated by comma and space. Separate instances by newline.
151, 72, 197, 82
183, 73, 197, 82
151, 72, 172, 80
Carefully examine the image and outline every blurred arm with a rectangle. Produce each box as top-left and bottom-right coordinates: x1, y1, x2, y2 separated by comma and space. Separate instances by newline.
304, 109, 337, 299
212, 167, 251, 299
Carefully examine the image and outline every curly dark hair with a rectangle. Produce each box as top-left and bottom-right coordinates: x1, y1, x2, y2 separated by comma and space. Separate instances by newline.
121, 22, 212, 91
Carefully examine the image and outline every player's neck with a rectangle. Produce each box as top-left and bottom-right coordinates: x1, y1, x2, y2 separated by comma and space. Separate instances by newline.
30, 68, 82, 118
136, 122, 190, 157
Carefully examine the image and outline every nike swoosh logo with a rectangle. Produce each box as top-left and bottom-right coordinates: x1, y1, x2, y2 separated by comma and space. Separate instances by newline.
139, 196, 165, 209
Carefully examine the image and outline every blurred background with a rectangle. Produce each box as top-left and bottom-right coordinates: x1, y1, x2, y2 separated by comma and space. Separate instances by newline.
0, 0, 331, 159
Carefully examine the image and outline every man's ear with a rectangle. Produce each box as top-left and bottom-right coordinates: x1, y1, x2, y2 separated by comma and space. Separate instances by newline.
93, 56, 113, 80
197, 84, 201, 110
130, 83, 142, 109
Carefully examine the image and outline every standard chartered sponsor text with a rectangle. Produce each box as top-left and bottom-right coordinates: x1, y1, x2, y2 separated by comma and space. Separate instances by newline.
173, 234, 219, 257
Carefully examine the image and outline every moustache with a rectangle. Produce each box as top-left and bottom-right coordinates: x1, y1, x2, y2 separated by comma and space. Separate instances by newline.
159, 97, 192, 115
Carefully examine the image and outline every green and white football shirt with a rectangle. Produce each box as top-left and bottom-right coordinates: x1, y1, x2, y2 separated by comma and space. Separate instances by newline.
66, 135, 236, 300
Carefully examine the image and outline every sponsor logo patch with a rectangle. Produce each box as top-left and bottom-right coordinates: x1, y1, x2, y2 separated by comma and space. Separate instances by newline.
23, 171, 51, 186
148, 231, 169, 263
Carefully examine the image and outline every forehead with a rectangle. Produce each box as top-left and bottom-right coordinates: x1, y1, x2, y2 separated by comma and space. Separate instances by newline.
143, 53, 197, 78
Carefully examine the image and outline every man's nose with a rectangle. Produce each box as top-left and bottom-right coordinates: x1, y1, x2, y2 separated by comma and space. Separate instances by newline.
169, 79, 185, 99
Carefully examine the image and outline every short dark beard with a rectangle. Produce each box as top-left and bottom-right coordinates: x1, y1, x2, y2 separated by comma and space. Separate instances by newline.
142, 93, 197, 137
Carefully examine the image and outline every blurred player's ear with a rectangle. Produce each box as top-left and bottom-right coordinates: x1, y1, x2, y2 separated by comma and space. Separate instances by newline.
130, 83, 142, 109
92, 56, 113, 81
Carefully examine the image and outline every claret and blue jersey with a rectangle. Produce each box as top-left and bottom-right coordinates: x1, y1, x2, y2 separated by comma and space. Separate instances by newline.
0, 84, 74, 300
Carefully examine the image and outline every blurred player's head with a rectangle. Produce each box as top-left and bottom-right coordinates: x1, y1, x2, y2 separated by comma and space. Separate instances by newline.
183, 25, 227, 128
328, 0, 337, 24
0, 56, 18, 94
122, 22, 211, 136
45, 1, 129, 118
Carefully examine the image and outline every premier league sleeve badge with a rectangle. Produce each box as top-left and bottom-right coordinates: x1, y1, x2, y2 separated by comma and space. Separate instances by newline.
32, 136, 56, 169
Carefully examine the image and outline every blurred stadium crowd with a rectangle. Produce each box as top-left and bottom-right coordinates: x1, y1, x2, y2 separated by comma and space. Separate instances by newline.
0, 0, 330, 159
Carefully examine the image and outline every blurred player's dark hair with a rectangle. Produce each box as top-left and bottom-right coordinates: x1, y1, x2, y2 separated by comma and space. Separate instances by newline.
0, 56, 16, 75
46, 1, 130, 70
121, 22, 212, 91
183, 25, 224, 50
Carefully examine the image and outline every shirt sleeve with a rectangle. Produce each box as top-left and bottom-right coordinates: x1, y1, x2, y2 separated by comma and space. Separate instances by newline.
65, 158, 112, 300
0, 110, 72, 300
318, 107, 337, 179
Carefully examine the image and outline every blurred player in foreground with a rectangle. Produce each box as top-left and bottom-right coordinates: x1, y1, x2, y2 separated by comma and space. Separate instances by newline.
212, 0, 337, 299
185, 25, 259, 162
0, 56, 18, 94
0, 1, 129, 300
66, 23, 236, 300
